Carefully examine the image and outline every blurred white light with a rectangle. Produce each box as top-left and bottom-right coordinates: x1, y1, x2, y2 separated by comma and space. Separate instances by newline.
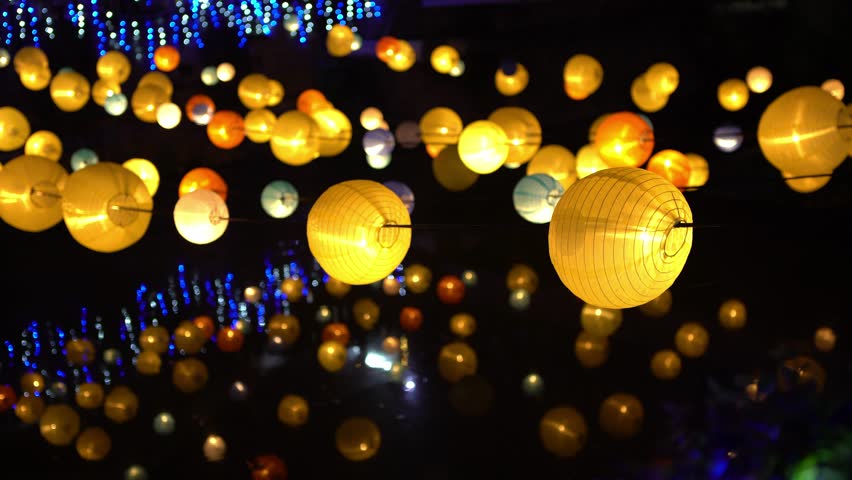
365, 351, 393, 371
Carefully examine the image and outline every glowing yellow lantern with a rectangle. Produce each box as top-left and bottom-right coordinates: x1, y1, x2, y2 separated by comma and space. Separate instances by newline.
91, 79, 121, 107
563, 53, 603, 100
278, 394, 309, 427
488, 107, 542, 166
336, 417, 381, 461
419, 107, 463, 145
96, 51, 131, 83
814, 327, 836, 352
495, 63, 529, 96
646, 149, 691, 188
66, 338, 96, 366
404, 264, 432, 294
580, 304, 623, 337
588, 114, 611, 143
15, 396, 45, 424
76, 426, 112, 461
270, 110, 321, 166
122, 158, 160, 196
267, 79, 285, 107
173, 189, 229, 245
131, 85, 169, 123
746, 66, 772, 93
449, 313, 476, 337
0, 106, 30, 151
13, 46, 48, 74
575, 144, 609, 179
539, 407, 587, 457
644, 62, 679, 96
430, 45, 460, 74
438, 342, 477, 382
782, 170, 831, 193
172, 358, 208, 393
685, 153, 709, 187
50, 71, 91, 112
137, 71, 173, 98
433, 145, 479, 191
317, 340, 346, 372
244, 108, 277, 143
104, 386, 138, 423
718, 298, 747, 330
61, 162, 153, 252
675, 322, 709, 358
39, 404, 80, 446
457, 120, 509, 174
153, 45, 180, 72
717, 78, 749, 111
237, 73, 271, 110
757, 86, 850, 176
326, 24, 355, 57
595, 112, 655, 167
821, 78, 845, 101
549, 168, 693, 309
527, 145, 577, 189
156, 102, 182, 129
0, 154, 67, 232
638, 289, 672, 318
307, 180, 411, 285
575, 331, 609, 368
135, 350, 162, 375
19, 65, 52, 91
24, 130, 62, 162
360, 107, 384, 130
650, 349, 681, 380
599, 393, 643, 438
76, 383, 105, 409
631, 74, 669, 113
386, 39, 416, 72
311, 108, 352, 156
216, 62, 236, 82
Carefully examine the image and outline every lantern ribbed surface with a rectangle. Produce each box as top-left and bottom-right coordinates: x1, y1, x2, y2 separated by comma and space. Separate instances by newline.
548, 167, 693, 309
0, 154, 67, 232
307, 180, 411, 285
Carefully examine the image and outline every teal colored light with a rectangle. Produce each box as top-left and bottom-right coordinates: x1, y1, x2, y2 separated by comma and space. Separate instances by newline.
512, 173, 564, 224
70, 148, 99, 171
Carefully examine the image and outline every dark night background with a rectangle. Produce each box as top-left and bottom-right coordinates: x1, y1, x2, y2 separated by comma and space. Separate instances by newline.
2, 0, 852, 478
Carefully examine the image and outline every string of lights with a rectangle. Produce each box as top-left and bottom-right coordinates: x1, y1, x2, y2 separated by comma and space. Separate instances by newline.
1, 0, 382, 68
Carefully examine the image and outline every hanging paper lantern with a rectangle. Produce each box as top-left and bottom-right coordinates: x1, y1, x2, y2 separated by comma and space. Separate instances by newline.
317, 340, 346, 372
539, 407, 587, 457
96, 51, 131, 83
488, 107, 542, 167
650, 349, 681, 380
757, 86, 850, 176
432, 145, 478, 191
268, 314, 301, 346
450, 313, 476, 337
646, 149, 691, 188
131, 85, 169, 123
549, 168, 693, 309
13, 46, 48, 74
563, 54, 604, 100
61, 162, 153, 253
0, 48, 8, 68
366, 153, 392, 169
638, 289, 672, 317
19, 65, 52, 91
575, 331, 609, 367
352, 298, 380, 330
438, 342, 477, 382
307, 180, 411, 285
419, 107, 463, 145
527, 145, 577, 189
326, 24, 355, 57
685, 153, 709, 187
278, 394, 309, 427
360, 107, 384, 130
386, 39, 416, 72
718, 298, 747, 330
595, 112, 655, 167
207, 111, 245, 150
136, 351, 162, 375
201, 66, 219, 86
814, 327, 836, 352
457, 120, 509, 174
404, 264, 432, 294
513, 174, 564, 224
91, 78, 121, 106
395, 121, 421, 148
382, 180, 415, 214
139, 325, 170, 353
40, 405, 80, 446
0, 106, 31, 151
631, 74, 669, 113
580, 304, 623, 337
260, 180, 299, 219
782, 171, 831, 193
312, 108, 352, 156
644, 62, 679, 96
375, 36, 402, 63
449, 60, 465, 77
203, 434, 226, 462
138, 71, 174, 98
746, 66, 772, 93
675, 322, 709, 358
495, 62, 529, 96
363, 128, 395, 156
216, 62, 236, 82
217, 327, 245, 352
717, 78, 749, 111
156, 102, 182, 129
173, 358, 209, 393
24, 130, 62, 161
75, 383, 104, 409
575, 144, 609, 179
267, 79, 285, 107
336, 417, 381, 461
0, 155, 67, 232
104, 93, 128, 116
14, 396, 45, 424
104, 386, 138, 423
49, 71, 90, 112
173, 189, 229, 245
506, 264, 538, 293
599, 393, 644, 439
238, 73, 272, 110
178, 167, 227, 200
153, 45, 180, 72
821, 79, 845, 101
430, 45, 460, 74
185, 94, 216, 126
296, 89, 331, 115
270, 110, 321, 166
437, 275, 465, 304
244, 108, 277, 143
122, 158, 159, 197
713, 124, 744, 153
75, 427, 111, 461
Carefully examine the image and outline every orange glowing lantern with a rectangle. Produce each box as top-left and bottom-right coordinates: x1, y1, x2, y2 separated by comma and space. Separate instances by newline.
185, 94, 216, 125
192, 315, 216, 340
375, 36, 401, 63
153, 46, 180, 72
321, 322, 351, 346
296, 89, 331, 115
437, 275, 465, 304
399, 307, 424, 332
179, 167, 228, 201
594, 112, 654, 167
646, 149, 691, 188
207, 110, 245, 150
217, 327, 244, 352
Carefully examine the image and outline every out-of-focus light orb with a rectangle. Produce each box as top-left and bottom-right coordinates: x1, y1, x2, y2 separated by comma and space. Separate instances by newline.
244, 108, 277, 143
152, 411, 175, 435
351, 33, 363, 52
186, 94, 216, 126
216, 63, 236, 82
814, 327, 836, 352
575, 331, 609, 368
650, 349, 681, 380
685, 153, 709, 188
449, 60, 465, 77
599, 393, 644, 439
430, 45, 460, 74
104, 93, 128, 116
713, 124, 744, 152
746, 66, 772, 93
495, 62, 529, 96
821, 78, 845, 101
229, 381, 249, 401
509, 289, 531, 311
92, 78, 121, 106
395, 121, 421, 148
24, 130, 63, 162
284, 15, 300, 32
461, 270, 478, 287
631, 74, 669, 113
513, 173, 564, 224
316, 305, 333, 323
173, 189, 229, 245
675, 322, 709, 358
0, 49, 10, 68
563, 53, 604, 100
457, 120, 509, 174
527, 145, 577, 189
122, 158, 160, 196
646, 149, 691, 189
243, 286, 262, 303
366, 153, 392, 169
260, 180, 299, 219
522, 372, 544, 397
717, 78, 749, 111
718, 298, 747, 330
594, 112, 655, 167
203, 434, 226, 462
383, 180, 415, 214
783, 171, 832, 193
103, 348, 120, 365
644, 62, 679, 96
156, 102, 182, 129
382, 276, 401, 296
360, 107, 384, 130
201, 66, 219, 86
419, 107, 463, 145
124, 465, 148, 480
70, 148, 99, 171
580, 304, 623, 337
575, 144, 609, 179
363, 128, 395, 156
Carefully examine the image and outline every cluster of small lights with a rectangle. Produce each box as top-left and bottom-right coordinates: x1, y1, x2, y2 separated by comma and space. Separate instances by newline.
2, 0, 381, 69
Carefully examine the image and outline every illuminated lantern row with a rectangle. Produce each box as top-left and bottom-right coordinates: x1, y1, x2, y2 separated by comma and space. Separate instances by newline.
495, 61, 529, 96
375, 36, 416, 72
631, 62, 678, 112
15, 46, 52, 91
237, 73, 284, 110
563, 54, 603, 100
430, 45, 462, 76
